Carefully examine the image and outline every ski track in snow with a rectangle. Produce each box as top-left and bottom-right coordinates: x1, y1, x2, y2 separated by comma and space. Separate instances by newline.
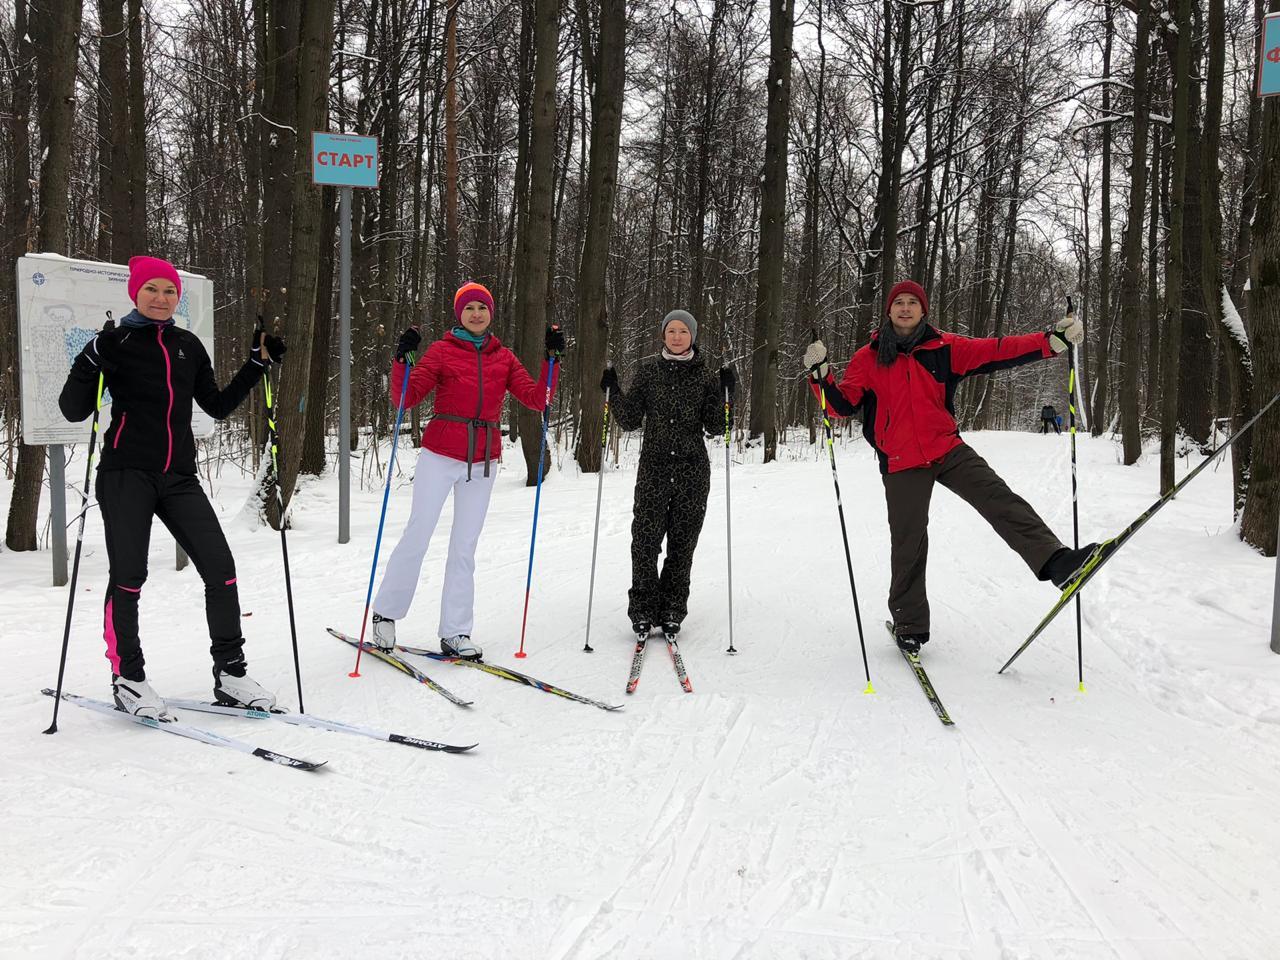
2, 432, 1279, 959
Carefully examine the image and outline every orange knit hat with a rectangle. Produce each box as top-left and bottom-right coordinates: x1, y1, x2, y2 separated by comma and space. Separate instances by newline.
453, 282, 495, 322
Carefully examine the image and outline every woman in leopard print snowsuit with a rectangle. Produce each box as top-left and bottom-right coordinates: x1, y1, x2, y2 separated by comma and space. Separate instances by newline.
600, 310, 734, 635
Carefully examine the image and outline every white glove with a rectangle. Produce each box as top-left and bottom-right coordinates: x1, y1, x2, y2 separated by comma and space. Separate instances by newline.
1049, 315, 1083, 353
803, 340, 830, 380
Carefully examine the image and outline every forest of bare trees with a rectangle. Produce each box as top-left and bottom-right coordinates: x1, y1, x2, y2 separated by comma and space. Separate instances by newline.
2, 0, 1279, 555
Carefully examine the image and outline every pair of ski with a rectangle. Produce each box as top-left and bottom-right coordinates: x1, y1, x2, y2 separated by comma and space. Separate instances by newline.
626, 629, 692, 694
328, 627, 623, 712
42, 688, 476, 773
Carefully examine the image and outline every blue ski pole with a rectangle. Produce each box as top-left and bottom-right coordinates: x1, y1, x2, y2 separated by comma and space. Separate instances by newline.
516, 335, 560, 659
350, 340, 416, 677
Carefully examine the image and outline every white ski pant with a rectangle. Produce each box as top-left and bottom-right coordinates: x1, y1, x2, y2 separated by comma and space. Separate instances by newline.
373, 449, 497, 636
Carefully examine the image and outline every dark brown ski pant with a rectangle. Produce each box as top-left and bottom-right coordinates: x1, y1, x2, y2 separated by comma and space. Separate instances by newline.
882, 444, 1063, 635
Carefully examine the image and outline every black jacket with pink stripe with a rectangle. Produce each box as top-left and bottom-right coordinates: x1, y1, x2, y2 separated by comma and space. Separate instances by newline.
59, 320, 265, 476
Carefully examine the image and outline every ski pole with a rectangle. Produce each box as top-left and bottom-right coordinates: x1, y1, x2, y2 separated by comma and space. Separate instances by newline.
350, 340, 417, 678
1065, 297, 1084, 693
45, 319, 112, 735
724, 382, 737, 654
259, 326, 304, 711
583, 371, 611, 653
516, 343, 559, 659
811, 337, 873, 694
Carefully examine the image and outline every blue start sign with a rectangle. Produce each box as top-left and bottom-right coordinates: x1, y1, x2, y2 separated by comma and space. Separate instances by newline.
1259, 13, 1280, 97
311, 132, 379, 188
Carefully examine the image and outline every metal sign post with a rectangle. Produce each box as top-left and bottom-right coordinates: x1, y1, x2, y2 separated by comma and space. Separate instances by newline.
311, 131, 379, 545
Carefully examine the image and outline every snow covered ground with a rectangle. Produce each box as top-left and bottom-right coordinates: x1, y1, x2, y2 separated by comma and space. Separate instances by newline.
2, 428, 1279, 959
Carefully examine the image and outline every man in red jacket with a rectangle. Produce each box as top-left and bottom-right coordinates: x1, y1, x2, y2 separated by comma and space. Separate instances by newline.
805, 280, 1093, 654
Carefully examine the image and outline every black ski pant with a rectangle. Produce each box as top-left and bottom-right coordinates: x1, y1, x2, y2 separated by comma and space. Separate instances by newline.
882, 444, 1064, 635
628, 457, 711, 627
97, 469, 245, 681
1040, 420, 1060, 434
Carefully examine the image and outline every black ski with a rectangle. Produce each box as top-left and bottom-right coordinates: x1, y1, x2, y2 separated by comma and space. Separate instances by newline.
164, 698, 477, 753
663, 631, 693, 693
394, 643, 624, 712
42, 689, 327, 770
884, 623, 954, 726
999, 388, 1280, 674
626, 633, 649, 694
327, 628, 473, 707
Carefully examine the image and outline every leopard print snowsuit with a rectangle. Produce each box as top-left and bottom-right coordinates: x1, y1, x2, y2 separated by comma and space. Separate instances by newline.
610, 350, 728, 627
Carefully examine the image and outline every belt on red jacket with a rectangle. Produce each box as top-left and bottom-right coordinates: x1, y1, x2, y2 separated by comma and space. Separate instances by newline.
431, 414, 501, 480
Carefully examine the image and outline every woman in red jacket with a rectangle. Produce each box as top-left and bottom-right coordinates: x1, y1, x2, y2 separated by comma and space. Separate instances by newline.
370, 282, 563, 659
805, 280, 1094, 654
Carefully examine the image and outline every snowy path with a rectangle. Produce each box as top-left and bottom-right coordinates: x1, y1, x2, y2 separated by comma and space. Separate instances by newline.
2, 431, 1278, 959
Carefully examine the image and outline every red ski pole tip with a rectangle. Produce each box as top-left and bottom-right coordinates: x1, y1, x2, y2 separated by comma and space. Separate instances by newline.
514, 651, 527, 659
348, 670, 361, 678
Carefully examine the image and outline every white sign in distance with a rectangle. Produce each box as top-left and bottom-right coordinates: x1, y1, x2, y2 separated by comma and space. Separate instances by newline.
16, 254, 216, 445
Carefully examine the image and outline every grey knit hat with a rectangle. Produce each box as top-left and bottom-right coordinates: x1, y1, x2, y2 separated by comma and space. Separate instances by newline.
661, 309, 697, 343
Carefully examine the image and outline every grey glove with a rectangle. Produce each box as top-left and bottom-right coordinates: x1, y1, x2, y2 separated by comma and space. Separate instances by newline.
803, 340, 830, 380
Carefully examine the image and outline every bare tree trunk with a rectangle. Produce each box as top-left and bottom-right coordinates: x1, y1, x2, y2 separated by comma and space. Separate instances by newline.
1119, 0, 1149, 465
300, 188, 337, 476
1, 0, 34, 426
1092, 0, 1114, 435
573, 0, 625, 473
747, 0, 794, 463
126, 0, 147, 251
98, 0, 132, 260
271, 0, 335, 518
514, 0, 560, 484
1159, 0, 1192, 494
1202, 0, 1252, 515
444, 0, 460, 296
6, 0, 84, 551
1242, 4, 1280, 556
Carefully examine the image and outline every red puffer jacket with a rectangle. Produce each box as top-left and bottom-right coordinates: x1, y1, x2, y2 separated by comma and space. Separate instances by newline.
814, 324, 1054, 473
391, 331, 558, 475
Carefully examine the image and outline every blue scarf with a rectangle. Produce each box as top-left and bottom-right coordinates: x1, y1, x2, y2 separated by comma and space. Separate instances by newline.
120, 308, 175, 329
451, 325, 489, 348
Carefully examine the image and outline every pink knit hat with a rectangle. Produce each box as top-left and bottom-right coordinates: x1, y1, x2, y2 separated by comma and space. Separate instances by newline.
127, 256, 182, 303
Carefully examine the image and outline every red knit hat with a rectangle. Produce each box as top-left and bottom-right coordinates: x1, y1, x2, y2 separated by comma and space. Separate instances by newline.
885, 280, 928, 316
127, 256, 182, 303
454, 282, 495, 322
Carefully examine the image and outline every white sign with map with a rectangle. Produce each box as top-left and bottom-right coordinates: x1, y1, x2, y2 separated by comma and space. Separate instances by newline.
16, 253, 216, 445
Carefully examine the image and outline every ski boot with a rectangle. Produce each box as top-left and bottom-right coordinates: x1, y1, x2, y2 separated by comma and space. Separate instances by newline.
631, 619, 652, 640
213, 666, 277, 710
894, 632, 929, 656
371, 613, 397, 652
1041, 542, 1107, 589
112, 675, 170, 720
441, 635, 483, 660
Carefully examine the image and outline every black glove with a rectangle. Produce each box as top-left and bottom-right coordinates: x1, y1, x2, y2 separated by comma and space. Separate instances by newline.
251, 329, 287, 365
84, 320, 120, 371
395, 327, 422, 362
600, 367, 620, 395
719, 365, 736, 396
545, 325, 565, 358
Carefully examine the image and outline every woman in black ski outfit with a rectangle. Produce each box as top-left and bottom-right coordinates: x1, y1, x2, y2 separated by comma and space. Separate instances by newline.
59, 256, 286, 719
600, 310, 734, 638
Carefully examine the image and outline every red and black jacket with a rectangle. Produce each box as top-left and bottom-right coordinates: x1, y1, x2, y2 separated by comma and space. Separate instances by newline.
60, 320, 265, 476
812, 324, 1055, 473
